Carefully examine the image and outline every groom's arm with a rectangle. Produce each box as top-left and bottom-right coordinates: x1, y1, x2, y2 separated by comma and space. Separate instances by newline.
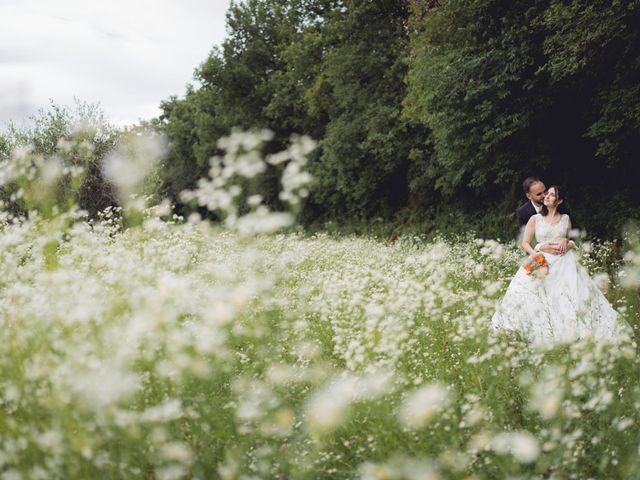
515, 206, 528, 230
538, 243, 562, 255
524, 217, 560, 256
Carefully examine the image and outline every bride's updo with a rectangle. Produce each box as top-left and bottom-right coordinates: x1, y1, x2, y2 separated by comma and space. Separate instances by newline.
541, 185, 565, 216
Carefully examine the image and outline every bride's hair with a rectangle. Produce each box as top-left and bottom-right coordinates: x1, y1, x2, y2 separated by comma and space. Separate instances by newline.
540, 185, 565, 216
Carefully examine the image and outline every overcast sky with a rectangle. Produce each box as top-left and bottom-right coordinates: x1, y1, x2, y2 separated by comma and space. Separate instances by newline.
0, 0, 232, 131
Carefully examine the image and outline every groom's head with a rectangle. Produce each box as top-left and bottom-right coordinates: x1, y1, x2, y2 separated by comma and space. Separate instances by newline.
523, 177, 546, 206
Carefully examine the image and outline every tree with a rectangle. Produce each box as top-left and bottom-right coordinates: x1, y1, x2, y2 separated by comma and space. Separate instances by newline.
158, 0, 314, 212
300, 0, 423, 219
1, 100, 120, 216
405, 0, 551, 196
404, 0, 640, 236
540, 0, 640, 235
156, 0, 640, 237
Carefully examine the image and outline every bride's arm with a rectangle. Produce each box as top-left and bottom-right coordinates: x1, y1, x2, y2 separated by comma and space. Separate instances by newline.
560, 216, 574, 253
567, 218, 576, 250
521, 216, 537, 255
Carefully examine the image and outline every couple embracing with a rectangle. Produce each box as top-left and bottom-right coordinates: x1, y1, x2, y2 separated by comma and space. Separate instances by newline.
491, 177, 631, 346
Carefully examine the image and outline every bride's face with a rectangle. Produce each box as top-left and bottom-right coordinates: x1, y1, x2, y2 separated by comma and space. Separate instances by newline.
543, 188, 562, 207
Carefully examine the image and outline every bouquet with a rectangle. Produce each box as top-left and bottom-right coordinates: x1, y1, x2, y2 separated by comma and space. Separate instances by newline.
523, 252, 549, 279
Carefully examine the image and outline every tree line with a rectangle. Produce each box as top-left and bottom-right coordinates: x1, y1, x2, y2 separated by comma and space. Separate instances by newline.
155, 0, 640, 238
3, 0, 639, 239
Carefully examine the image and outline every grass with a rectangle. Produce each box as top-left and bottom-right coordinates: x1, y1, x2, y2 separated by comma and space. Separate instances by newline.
0, 212, 639, 479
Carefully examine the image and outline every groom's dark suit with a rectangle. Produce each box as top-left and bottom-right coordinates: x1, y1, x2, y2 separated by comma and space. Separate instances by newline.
515, 201, 538, 231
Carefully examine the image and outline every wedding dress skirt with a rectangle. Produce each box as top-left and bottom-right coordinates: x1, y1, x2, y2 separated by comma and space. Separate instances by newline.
491, 215, 631, 346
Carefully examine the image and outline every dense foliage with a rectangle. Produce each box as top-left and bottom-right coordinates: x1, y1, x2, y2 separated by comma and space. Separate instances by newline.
157, 0, 640, 239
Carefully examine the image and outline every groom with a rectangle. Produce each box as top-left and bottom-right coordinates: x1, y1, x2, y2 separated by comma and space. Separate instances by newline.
515, 177, 563, 255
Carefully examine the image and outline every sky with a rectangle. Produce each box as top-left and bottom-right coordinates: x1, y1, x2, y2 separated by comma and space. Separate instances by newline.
0, 0, 232, 131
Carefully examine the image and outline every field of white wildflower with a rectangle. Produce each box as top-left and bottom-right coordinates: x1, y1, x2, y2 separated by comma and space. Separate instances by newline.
1, 130, 639, 479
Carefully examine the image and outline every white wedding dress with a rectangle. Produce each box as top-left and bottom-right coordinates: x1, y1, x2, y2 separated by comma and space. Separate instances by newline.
491, 214, 631, 346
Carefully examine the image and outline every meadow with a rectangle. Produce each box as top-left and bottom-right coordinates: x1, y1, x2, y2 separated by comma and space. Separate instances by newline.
1, 131, 639, 479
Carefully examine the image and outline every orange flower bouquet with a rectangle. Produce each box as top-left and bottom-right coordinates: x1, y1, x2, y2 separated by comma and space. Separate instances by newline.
523, 252, 549, 279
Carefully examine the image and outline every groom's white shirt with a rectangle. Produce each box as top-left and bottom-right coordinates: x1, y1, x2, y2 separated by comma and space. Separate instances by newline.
531, 200, 542, 214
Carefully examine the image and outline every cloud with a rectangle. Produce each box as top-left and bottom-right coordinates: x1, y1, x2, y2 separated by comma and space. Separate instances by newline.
0, 79, 36, 128
0, 0, 231, 129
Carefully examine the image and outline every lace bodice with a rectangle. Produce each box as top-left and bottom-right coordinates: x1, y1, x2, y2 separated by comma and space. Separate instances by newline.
535, 214, 570, 243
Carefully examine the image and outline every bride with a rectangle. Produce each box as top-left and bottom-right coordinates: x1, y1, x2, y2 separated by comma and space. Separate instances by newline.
491, 185, 631, 345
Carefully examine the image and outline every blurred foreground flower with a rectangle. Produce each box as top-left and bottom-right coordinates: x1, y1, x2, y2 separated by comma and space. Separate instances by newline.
181, 129, 315, 235
620, 228, 640, 289
103, 133, 167, 209
490, 430, 540, 464
359, 455, 440, 480
399, 383, 451, 429
305, 371, 393, 434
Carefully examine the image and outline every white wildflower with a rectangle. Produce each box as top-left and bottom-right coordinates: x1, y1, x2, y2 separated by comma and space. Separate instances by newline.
491, 431, 540, 464
103, 134, 167, 204
140, 399, 183, 423
399, 383, 451, 429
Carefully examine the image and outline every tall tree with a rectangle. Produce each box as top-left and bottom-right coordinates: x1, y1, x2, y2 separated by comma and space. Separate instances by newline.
405, 0, 640, 236
540, 0, 640, 234
158, 0, 314, 209
405, 0, 551, 196
305, 0, 423, 219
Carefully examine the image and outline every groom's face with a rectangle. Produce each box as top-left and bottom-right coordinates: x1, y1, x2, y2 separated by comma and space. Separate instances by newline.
526, 181, 546, 205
